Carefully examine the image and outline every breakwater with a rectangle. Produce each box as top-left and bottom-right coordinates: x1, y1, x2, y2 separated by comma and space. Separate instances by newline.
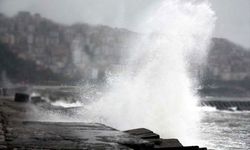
0, 94, 207, 149
200, 97, 250, 111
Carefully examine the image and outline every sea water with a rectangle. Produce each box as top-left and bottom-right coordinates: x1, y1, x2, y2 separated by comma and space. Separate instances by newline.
81, 0, 216, 145
200, 107, 250, 150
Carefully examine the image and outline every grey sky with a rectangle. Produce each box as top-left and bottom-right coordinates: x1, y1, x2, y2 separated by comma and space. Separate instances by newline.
0, 0, 249, 48
210, 0, 250, 48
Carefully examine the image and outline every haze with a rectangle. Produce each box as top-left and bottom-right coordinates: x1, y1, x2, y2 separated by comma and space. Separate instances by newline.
0, 0, 249, 48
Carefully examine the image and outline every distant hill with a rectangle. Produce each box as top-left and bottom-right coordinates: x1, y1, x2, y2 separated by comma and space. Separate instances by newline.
0, 42, 67, 85
200, 38, 250, 96
203, 38, 250, 82
0, 12, 134, 83
1, 12, 250, 88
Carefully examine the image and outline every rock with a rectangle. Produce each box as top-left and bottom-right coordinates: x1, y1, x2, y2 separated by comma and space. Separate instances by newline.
124, 128, 160, 139
4, 121, 147, 149
154, 139, 182, 148
0, 96, 208, 150
0, 145, 7, 149
124, 128, 206, 150
125, 128, 154, 135
14, 93, 29, 102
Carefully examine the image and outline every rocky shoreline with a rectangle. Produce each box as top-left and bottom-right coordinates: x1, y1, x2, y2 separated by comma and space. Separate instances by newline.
0, 94, 207, 149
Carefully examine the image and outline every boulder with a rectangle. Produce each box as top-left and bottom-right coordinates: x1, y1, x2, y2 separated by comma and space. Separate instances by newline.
14, 93, 29, 102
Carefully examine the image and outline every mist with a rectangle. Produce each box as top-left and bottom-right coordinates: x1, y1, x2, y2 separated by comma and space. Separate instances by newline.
1, 0, 249, 48
0, 0, 157, 31
210, 0, 250, 48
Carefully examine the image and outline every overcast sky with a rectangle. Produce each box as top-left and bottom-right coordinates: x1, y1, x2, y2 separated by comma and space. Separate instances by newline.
210, 0, 250, 48
0, 0, 249, 48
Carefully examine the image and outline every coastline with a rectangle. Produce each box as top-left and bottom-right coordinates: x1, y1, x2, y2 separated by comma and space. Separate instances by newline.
0, 95, 207, 149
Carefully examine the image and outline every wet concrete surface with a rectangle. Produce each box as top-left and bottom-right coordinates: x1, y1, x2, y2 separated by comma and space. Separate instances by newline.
0, 97, 149, 149
0, 94, 207, 150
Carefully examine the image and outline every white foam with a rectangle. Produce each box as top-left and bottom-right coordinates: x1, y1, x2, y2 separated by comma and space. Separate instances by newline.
51, 101, 83, 108
81, 0, 216, 145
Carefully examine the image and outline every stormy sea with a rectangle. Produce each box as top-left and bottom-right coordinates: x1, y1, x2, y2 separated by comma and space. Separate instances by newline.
0, 0, 249, 149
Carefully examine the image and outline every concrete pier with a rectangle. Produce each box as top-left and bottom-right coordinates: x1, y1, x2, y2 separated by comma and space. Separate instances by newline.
0, 96, 207, 149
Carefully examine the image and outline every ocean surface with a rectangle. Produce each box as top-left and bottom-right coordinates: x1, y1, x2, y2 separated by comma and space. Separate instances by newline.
199, 107, 250, 150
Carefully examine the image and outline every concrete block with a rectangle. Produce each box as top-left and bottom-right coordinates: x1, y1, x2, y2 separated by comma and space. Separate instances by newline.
14, 93, 29, 102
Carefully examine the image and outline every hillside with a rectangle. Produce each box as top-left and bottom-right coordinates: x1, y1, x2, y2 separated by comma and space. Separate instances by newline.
0, 42, 67, 85
203, 38, 250, 84
199, 38, 250, 97
1, 12, 250, 88
0, 12, 134, 83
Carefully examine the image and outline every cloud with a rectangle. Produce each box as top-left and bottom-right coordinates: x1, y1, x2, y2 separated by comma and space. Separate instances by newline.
210, 0, 250, 48
0, 0, 249, 47
0, 0, 157, 30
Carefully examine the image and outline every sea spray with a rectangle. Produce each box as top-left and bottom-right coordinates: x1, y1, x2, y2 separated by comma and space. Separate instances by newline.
82, 0, 215, 145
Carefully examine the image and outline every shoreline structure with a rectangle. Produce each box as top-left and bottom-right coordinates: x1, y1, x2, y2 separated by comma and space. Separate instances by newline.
0, 89, 207, 149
